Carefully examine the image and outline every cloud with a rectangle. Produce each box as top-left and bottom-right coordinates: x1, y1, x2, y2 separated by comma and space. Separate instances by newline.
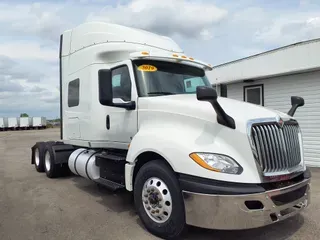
0, 42, 57, 62
0, 89, 59, 118
30, 86, 47, 93
0, 55, 46, 83
42, 96, 59, 104
86, 0, 228, 40
0, 77, 24, 92
254, 12, 320, 46
0, 2, 69, 42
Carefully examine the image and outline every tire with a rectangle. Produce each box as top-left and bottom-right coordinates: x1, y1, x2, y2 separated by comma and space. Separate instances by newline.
134, 160, 186, 239
33, 142, 46, 172
44, 144, 62, 178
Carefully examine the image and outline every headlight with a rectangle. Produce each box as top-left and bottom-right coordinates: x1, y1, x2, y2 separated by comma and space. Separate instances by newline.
189, 152, 243, 175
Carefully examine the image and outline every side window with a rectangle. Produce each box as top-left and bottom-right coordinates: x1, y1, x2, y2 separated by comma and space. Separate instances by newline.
68, 78, 80, 107
112, 66, 132, 101
184, 77, 206, 93
244, 84, 264, 106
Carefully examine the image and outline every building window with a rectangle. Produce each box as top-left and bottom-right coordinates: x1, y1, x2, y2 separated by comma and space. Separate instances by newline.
220, 84, 227, 97
211, 84, 227, 97
68, 78, 80, 107
244, 84, 264, 106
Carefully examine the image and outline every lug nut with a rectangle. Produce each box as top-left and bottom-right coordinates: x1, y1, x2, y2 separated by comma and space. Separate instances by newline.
144, 200, 148, 204
156, 209, 160, 213
158, 204, 162, 208
147, 207, 151, 210
151, 210, 155, 214
144, 194, 148, 197
147, 189, 150, 193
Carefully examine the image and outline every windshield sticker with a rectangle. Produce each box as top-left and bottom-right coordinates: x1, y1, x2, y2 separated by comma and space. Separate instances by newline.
137, 65, 157, 72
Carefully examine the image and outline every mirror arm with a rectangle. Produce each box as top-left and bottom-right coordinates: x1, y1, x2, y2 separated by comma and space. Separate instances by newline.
209, 100, 236, 129
287, 104, 299, 117
196, 86, 235, 129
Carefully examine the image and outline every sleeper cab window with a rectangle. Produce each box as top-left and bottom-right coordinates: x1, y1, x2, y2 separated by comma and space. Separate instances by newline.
68, 78, 80, 107
244, 84, 264, 106
111, 66, 132, 102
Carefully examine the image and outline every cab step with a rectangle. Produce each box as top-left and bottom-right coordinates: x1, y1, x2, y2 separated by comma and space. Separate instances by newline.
96, 177, 125, 191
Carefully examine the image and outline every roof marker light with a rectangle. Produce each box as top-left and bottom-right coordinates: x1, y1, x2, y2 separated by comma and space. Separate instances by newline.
141, 51, 149, 55
172, 54, 179, 57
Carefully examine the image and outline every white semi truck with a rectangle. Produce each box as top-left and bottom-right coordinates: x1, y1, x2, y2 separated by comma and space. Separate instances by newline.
31, 22, 311, 239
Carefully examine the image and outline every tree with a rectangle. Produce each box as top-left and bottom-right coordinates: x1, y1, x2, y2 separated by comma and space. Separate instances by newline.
20, 113, 29, 117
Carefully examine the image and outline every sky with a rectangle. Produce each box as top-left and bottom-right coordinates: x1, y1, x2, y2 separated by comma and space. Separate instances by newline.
0, 0, 320, 119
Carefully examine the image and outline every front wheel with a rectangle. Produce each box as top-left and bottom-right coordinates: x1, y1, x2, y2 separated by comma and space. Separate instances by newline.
134, 160, 186, 239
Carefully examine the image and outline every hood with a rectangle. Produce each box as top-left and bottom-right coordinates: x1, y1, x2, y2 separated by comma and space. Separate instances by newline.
138, 94, 292, 132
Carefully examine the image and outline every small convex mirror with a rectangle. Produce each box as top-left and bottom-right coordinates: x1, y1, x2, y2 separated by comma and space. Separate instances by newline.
288, 96, 305, 116
291, 96, 304, 107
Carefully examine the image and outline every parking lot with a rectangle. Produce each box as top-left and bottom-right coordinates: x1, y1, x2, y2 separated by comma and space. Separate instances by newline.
0, 128, 319, 240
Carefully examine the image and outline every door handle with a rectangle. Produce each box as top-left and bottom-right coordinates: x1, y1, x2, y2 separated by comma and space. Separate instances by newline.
106, 115, 110, 130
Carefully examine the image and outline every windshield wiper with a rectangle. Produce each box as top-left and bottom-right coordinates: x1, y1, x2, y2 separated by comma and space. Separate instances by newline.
148, 92, 176, 95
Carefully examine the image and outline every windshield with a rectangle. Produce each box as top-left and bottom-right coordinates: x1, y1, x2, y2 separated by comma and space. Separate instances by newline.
133, 60, 211, 97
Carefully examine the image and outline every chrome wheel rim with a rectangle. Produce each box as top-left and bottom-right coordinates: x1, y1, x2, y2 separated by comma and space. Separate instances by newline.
35, 148, 40, 166
142, 177, 173, 223
45, 151, 51, 172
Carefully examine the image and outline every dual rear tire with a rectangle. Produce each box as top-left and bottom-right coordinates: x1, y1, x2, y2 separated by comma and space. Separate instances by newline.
34, 142, 46, 173
33, 141, 69, 178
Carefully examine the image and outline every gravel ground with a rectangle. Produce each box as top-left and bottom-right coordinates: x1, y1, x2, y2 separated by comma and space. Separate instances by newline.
0, 128, 319, 240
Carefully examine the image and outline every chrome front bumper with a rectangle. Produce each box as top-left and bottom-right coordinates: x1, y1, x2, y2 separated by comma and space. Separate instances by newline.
182, 178, 310, 230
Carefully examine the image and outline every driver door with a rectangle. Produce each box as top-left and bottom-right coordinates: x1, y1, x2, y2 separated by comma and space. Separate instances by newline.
106, 61, 138, 144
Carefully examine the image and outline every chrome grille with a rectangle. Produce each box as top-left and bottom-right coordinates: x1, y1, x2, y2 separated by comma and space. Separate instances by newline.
250, 121, 302, 173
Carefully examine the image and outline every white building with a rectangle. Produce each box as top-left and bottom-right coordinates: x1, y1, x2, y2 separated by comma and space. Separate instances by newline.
207, 38, 320, 167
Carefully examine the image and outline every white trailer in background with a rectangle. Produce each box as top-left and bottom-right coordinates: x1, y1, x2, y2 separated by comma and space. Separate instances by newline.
8, 117, 18, 130
0, 118, 5, 130
32, 117, 47, 129
3, 117, 8, 130
18, 117, 32, 130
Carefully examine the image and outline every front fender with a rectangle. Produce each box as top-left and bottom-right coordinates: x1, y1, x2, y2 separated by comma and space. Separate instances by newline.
124, 124, 186, 191
124, 115, 262, 191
